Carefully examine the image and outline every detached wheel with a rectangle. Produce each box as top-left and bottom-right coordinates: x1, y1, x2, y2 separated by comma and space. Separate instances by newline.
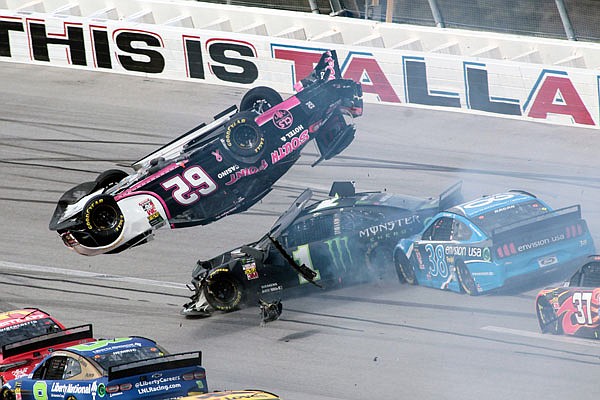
394, 250, 416, 285
456, 261, 478, 296
203, 274, 244, 312
224, 111, 265, 158
83, 195, 124, 246
536, 297, 560, 334
240, 86, 283, 114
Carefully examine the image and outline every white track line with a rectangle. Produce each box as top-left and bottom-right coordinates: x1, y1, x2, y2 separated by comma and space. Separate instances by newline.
0, 260, 187, 290
482, 325, 600, 347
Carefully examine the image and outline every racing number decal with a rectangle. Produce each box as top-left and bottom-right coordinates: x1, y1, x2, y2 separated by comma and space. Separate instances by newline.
461, 193, 515, 210
33, 381, 47, 400
292, 245, 320, 284
572, 291, 593, 325
425, 244, 448, 278
161, 166, 217, 205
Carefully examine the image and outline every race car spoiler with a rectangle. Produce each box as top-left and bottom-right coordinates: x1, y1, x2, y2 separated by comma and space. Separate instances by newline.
490, 205, 587, 257
1, 324, 93, 359
492, 205, 582, 238
108, 351, 202, 381
438, 181, 463, 211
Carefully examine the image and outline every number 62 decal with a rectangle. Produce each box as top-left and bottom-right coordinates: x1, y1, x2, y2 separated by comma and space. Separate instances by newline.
161, 165, 217, 205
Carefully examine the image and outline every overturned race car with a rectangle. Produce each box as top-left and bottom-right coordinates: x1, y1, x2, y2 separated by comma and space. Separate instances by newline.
181, 181, 463, 318
49, 51, 363, 256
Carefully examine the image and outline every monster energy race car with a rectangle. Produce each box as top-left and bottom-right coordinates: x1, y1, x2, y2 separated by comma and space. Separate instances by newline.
182, 181, 462, 319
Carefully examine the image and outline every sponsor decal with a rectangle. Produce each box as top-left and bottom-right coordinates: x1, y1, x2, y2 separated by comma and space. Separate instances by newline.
273, 109, 293, 129
270, 130, 310, 164
211, 149, 223, 162
225, 160, 268, 186
242, 260, 259, 280
51, 382, 93, 395
10, 368, 29, 379
538, 255, 558, 268
324, 237, 353, 272
260, 282, 283, 294
0, 313, 44, 329
139, 199, 164, 227
217, 164, 240, 179
280, 124, 305, 142
358, 215, 420, 238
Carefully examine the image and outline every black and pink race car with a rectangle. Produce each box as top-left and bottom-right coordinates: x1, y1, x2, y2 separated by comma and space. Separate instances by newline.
49, 51, 363, 256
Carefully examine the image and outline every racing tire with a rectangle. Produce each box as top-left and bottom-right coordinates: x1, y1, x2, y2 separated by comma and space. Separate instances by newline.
0, 389, 15, 400
94, 169, 128, 191
82, 195, 124, 246
203, 273, 244, 312
240, 86, 283, 114
394, 250, 415, 285
456, 261, 478, 296
224, 111, 265, 159
536, 297, 561, 334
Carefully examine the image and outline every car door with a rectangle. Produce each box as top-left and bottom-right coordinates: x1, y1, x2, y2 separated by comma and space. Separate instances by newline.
413, 216, 454, 286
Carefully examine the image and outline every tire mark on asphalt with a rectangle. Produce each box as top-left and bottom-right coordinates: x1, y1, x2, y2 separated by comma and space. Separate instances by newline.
283, 308, 600, 363
315, 294, 533, 318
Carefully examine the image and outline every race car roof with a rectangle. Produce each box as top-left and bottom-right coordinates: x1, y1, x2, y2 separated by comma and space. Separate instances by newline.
448, 192, 539, 218
66, 337, 158, 357
0, 308, 53, 330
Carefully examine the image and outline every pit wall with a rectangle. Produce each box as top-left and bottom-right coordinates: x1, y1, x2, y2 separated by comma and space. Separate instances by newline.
1, 0, 599, 129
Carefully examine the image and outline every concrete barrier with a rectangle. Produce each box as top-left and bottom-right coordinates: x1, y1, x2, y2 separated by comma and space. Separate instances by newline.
1, 0, 599, 129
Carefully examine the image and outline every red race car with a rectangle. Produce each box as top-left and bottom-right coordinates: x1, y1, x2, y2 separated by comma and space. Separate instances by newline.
0, 308, 94, 384
536, 255, 600, 339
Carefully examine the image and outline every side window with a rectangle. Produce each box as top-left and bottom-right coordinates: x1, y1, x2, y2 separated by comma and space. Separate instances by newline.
430, 217, 453, 241
63, 357, 82, 379
286, 214, 334, 247
452, 220, 473, 241
43, 356, 67, 380
580, 262, 600, 287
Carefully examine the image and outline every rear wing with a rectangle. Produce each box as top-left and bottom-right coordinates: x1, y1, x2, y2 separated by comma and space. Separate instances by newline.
1, 324, 93, 359
438, 181, 463, 211
108, 351, 202, 381
492, 205, 582, 239
132, 106, 238, 170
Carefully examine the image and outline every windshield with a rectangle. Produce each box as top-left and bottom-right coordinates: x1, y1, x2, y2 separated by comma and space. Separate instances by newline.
471, 200, 548, 234
91, 346, 164, 369
0, 318, 62, 347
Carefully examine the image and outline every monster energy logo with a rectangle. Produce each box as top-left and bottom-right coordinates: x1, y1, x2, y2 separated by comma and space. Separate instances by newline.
325, 237, 353, 271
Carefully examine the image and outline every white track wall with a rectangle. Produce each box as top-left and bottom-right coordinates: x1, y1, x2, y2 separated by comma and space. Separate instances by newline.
1, 0, 599, 129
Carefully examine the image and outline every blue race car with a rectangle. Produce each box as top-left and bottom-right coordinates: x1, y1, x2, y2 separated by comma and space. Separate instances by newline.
393, 190, 595, 295
0, 337, 207, 400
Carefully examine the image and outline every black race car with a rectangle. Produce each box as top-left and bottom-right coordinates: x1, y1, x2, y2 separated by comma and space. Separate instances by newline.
49, 51, 363, 256
182, 181, 462, 318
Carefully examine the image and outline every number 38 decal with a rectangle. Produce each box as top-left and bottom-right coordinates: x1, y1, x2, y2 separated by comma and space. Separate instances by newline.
161, 165, 217, 205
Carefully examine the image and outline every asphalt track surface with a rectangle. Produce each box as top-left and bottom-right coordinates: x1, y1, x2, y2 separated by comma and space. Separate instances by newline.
1, 62, 599, 400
